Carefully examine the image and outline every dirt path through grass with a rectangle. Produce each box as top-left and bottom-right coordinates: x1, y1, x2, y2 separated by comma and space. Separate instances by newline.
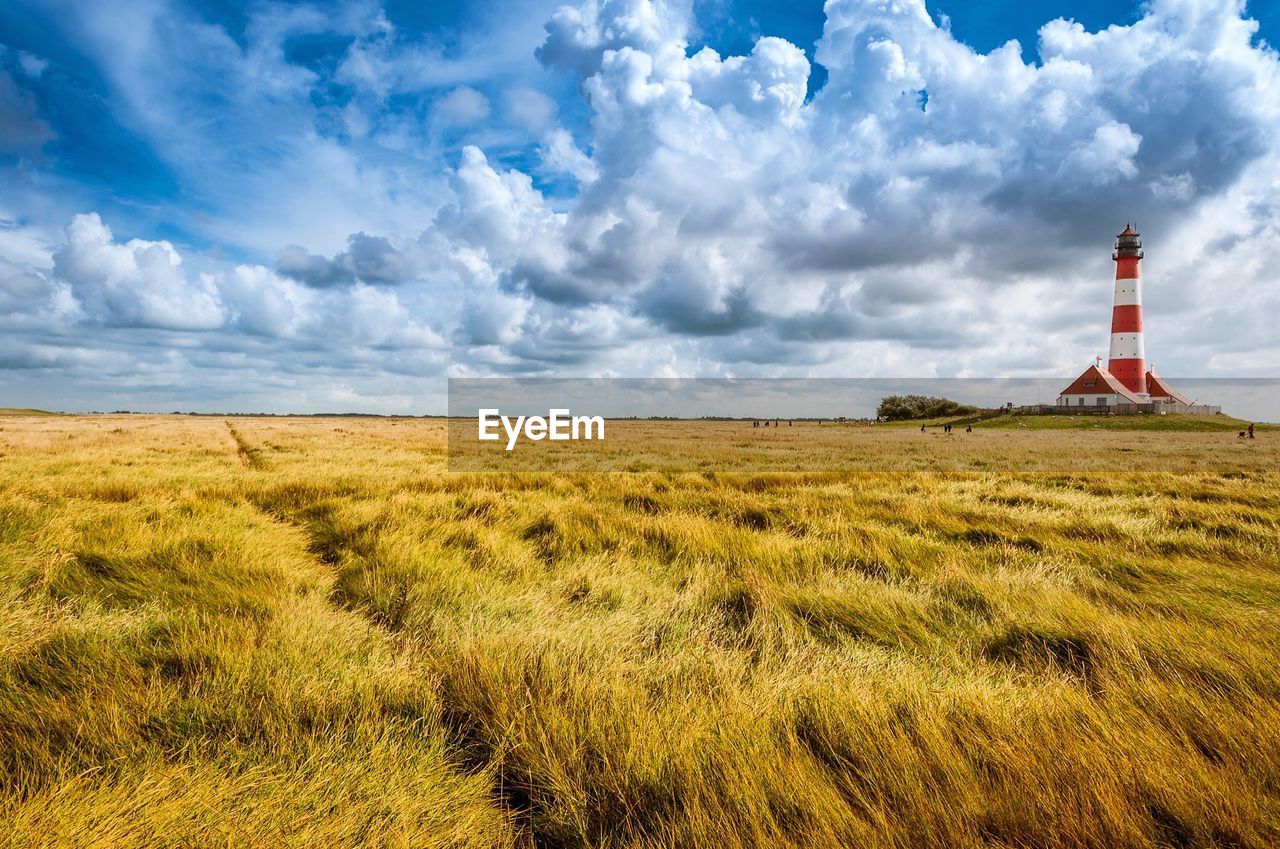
1, 416, 522, 847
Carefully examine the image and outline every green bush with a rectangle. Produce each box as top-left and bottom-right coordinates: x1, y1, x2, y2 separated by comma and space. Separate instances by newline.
876, 394, 978, 421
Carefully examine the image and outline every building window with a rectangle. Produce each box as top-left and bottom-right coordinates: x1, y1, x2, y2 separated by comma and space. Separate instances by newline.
1098, 397, 1108, 406
1077, 398, 1084, 406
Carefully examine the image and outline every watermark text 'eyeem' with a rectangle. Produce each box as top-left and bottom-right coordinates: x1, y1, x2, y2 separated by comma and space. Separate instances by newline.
477, 409, 605, 451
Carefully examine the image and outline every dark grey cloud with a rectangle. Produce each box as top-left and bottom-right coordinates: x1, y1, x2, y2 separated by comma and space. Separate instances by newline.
276, 233, 413, 287
345, 233, 415, 284
276, 244, 354, 288
636, 278, 764, 336
505, 261, 608, 305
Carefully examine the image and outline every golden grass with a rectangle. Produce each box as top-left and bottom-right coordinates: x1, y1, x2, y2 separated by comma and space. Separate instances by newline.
1, 414, 1278, 847
445, 417, 1278, 473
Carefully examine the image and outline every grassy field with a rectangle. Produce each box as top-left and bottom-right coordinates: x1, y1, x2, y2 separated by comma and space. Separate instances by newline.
973, 413, 1264, 431
446, 415, 1274, 473
2, 414, 1279, 848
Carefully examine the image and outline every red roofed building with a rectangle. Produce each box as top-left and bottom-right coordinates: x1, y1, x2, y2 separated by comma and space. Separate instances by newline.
1146, 368, 1194, 406
1057, 362, 1145, 408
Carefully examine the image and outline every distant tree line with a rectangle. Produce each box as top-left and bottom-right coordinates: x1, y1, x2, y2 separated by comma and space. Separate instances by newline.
877, 395, 978, 421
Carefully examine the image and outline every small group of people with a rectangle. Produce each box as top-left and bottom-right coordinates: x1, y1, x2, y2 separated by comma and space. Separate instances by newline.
1239, 422, 1257, 440
753, 420, 793, 428
922, 423, 973, 434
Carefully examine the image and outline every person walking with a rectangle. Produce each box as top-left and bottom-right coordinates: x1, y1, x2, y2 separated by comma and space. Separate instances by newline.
1248, 422, 1255, 439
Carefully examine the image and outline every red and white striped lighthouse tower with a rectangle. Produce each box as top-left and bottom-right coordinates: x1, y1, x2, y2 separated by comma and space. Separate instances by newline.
1059, 226, 1200, 410
1108, 225, 1147, 398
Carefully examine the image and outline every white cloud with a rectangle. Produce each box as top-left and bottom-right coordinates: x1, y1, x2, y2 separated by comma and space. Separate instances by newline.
1058, 120, 1143, 185
17, 51, 50, 79
434, 86, 491, 126
220, 264, 311, 338
536, 0, 692, 76
683, 37, 810, 123
505, 86, 558, 132
435, 146, 567, 272
0, 215, 56, 268
44, 1, 448, 257
53, 214, 224, 331
37, 213, 448, 358
0, 257, 58, 315
540, 128, 599, 182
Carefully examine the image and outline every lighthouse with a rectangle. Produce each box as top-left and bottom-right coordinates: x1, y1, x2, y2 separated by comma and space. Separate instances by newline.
1108, 225, 1147, 398
1056, 226, 1199, 411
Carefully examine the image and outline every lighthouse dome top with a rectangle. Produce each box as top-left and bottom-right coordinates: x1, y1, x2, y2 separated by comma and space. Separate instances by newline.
1114, 224, 1143, 259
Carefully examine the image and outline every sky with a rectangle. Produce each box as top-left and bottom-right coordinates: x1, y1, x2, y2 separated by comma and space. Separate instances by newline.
1, 0, 1279, 413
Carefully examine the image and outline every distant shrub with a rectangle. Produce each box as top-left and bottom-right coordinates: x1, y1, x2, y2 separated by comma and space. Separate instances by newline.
877, 394, 978, 421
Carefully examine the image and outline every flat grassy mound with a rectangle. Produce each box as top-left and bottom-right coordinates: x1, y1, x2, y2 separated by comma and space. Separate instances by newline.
0, 408, 60, 416
1, 415, 1279, 848
976, 412, 1259, 431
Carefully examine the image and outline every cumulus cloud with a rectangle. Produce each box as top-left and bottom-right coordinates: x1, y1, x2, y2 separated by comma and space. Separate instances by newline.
684, 37, 810, 122
219, 263, 311, 337
52, 214, 224, 330
29, 213, 446, 368
276, 244, 355, 289
276, 232, 415, 287
540, 129, 599, 183
536, 0, 693, 76
434, 146, 567, 277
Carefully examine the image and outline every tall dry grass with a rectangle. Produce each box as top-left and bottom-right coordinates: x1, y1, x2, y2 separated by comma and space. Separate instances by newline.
1, 414, 1278, 847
